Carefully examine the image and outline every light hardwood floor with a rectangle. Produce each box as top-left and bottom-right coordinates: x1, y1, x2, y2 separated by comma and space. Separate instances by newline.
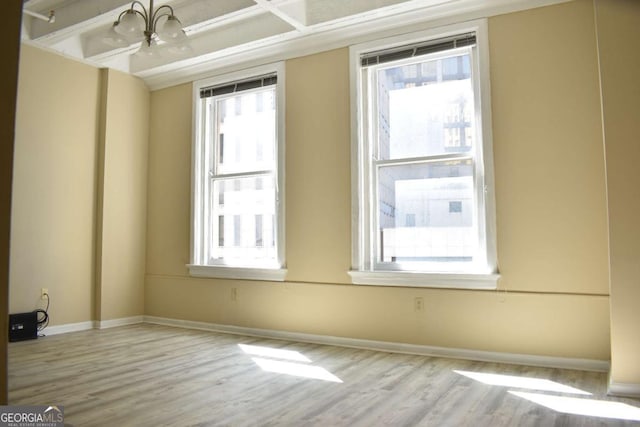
8, 324, 640, 426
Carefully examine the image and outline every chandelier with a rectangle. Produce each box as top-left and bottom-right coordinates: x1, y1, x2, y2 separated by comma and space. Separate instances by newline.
104, 0, 189, 57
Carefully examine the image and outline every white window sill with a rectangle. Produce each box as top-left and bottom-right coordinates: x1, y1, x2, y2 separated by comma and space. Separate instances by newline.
187, 264, 287, 282
348, 270, 499, 289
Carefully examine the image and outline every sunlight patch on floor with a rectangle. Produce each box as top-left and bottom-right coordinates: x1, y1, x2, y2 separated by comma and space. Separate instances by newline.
510, 391, 640, 421
454, 370, 591, 395
252, 357, 343, 383
453, 369, 640, 422
239, 344, 311, 362
239, 343, 343, 383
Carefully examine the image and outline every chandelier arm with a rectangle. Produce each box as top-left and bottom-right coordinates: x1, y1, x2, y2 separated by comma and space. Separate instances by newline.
151, 12, 170, 32
130, 1, 150, 23
151, 5, 176, 28
152, 4, 175, 19
131, 9, 150, 33
116, 9, 130, 23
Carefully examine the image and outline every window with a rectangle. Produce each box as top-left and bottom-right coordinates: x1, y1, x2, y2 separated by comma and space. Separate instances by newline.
349, 21, 498, 289
190, 63, 286, 281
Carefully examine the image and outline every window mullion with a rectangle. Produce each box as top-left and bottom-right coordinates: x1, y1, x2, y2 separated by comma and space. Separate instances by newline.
370, 153, 379, 270
360, 67, 373, 271
202, 99, 213, 264
470, 44, 488, 268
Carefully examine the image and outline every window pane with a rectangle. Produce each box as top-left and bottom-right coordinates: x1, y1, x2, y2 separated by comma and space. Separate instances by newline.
376, 53, 474, 160
377, 160, 477, 265
215, 87, 276, 174
210, 175, 276, 262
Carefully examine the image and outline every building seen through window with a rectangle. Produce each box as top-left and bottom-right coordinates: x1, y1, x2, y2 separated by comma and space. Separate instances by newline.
210, 88, 277, 262
375, 53, 476, 264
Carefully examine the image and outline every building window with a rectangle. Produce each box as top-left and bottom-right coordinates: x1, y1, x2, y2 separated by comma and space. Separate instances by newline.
405, 213, 416, 227
349, 21, 498, 289
449, 201, 462, 213
190, 63, 286, 281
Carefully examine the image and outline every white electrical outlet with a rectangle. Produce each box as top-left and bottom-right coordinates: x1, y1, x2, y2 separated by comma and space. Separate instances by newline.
414, 297, 424, 312
41, 288, 48, 300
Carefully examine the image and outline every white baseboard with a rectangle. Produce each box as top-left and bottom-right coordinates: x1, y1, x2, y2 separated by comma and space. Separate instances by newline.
608, 381, 640, 398
97, 316, 144, 329
41, 316, 143, 336
43, 321, 96, 336
143, 316, 610, 373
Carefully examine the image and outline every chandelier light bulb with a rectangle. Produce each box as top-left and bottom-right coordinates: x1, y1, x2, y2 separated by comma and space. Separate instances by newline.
104, 22, 130, 48
135, 38, 160, 58
114, 10, 144, 37
158, 16, 185, 42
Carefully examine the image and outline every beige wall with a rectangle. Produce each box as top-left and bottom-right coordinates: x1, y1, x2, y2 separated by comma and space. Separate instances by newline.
96, 69, 149, 321
595, 0, 640, 387
490, 0, 609, 295
0, 0, 22, 405
146, 0, 611, 360
11, 45, 101, 325
286, 49, 352, 285
146, 83, 192, 277
11, 46, 149, 326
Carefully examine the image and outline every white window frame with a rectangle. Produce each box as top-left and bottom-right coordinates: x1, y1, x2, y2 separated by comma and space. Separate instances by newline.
349, 20, 499, 289
189, 62, 287, 281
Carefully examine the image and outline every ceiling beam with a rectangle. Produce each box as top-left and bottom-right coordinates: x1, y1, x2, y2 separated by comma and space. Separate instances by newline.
253, 0, 308, 33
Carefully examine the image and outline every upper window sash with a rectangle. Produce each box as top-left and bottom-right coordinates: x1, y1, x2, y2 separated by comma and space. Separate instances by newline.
203, 84, 277, 178
365, 46, 477, 163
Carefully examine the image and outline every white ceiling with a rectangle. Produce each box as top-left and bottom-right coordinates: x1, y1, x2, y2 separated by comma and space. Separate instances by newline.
22, 0, 569, 90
